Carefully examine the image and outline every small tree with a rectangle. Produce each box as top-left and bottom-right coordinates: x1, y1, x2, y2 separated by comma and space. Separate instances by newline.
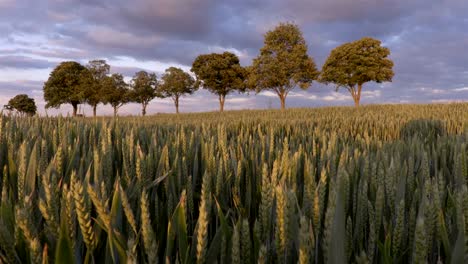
84, 60, 110, 117
159, 67, 197, 114
320, 37, 394, 107
43, 61, 88, 116
6, 94, 37, 116
191, 52, 246, 112
249, 23, 319, 109
130, 71, 159, 116
102, 73, 130, 117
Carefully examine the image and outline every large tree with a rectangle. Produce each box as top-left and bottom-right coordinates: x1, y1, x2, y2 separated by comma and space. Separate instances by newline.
248, 23, 319, 109
6, 94, 37, 116
85, 60, 110, 117
43, 61, 88, 116
159, 67, 197, 114
191, 52, 246, 112
320, 37, 394, 107
102, 73, 130, 117
130, 71, 159, 116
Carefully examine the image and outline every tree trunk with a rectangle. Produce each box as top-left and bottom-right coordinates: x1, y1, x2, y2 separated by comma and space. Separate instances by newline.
142, 103, 147, 116
353, 83, 363, 107
354, 98, 360, 107
93, 104, 97, 117
72, 103, 78, 117
113, 106, 118, 117
219, 94, 226, 112
174, 96, 180, 114
279, 93, 286, 110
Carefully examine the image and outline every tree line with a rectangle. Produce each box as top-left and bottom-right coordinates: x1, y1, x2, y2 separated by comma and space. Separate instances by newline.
4, 22, 394, 117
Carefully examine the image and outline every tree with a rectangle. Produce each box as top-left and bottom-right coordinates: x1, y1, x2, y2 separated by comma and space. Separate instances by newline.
102, 73, 130, 117
130, 71, 159, 116
43, 61, 88, 116
248, 23, 319, 110
6, 94, 37, 116
159, 67, 197, 114
320, 37, 394, 107
191, 52, 247, 112
85, 60, 110, 117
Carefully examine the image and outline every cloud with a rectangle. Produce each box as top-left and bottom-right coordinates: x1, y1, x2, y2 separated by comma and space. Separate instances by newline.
109, 66, 154, 77
0, 80, 43, 95
226, 97, 251, 103
259, 91, 277, 97
0, 0, 467, 115
322, 92, 351, 102
0, 0, 14, 8
85, 27, 163, 48
0, 55, 55, 69
362, 90, 382, 98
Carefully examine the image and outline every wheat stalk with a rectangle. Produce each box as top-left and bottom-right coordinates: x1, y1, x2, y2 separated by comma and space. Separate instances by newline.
196, 173, 210, 264
140, 190, 158, 263
72, 173, 96, 250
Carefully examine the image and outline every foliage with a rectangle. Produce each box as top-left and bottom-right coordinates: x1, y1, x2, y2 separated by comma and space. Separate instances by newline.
249, 22, 319, 109
130, 71, 159, 116
320, 37, 394, 106
0, 103, 466, 263
102, 73, 130, 116
5, 94, 37, 116
84, 60, 111, 117
159, 67, 197, 114
191, 52, 247, 112
43, 61, 89, 116
39, 27, 396, 115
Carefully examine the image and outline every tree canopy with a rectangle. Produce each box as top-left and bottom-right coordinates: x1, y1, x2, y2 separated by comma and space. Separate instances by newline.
102, 73, 130, 116
320, 37, 394, 107
159, 67, 197, 114
130, 71, 159, 116
38, 25, 396, 114
249, 22, 319, 109
43, 61, 89, 116
6, 94, 37, 116
191, 52, 247, 112
84, 60, 111, 116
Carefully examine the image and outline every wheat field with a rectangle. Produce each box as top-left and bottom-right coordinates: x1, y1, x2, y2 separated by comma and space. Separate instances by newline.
0, 103, 467, 263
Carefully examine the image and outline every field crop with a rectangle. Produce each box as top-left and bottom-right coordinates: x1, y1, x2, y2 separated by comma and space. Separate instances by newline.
0, 103, 467, 263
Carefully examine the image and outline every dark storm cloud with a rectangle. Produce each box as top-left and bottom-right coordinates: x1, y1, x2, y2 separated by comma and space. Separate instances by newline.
0, 0, 466, 114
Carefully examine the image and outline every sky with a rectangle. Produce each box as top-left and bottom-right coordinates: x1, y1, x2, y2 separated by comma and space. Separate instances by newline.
0, 0, 467, 115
